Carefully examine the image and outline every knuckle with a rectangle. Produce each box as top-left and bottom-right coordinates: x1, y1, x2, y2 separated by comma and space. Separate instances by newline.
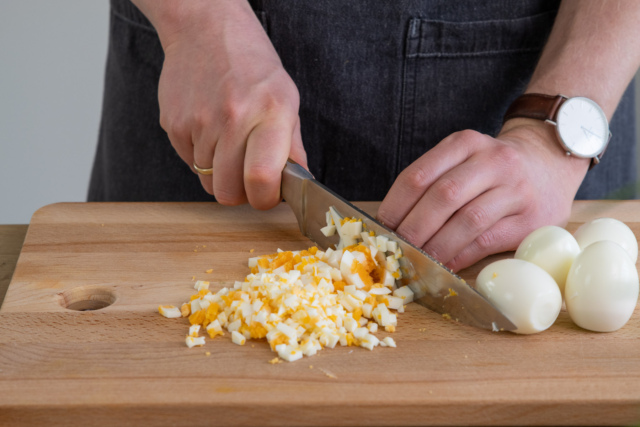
402, 166, 431, 193
376, 207, 396, 229
396, 224, 422, 248
494, 143, 521, 166
432, 178, 462, 205
160, 114, 184, 139
450, 129, 484, 148
462, 205, 489, 233
220, 100, 246, 127
192, 108, 214, 130
474, 230, 496, 251
422, 244, 443, 263
245, 163, 279, 189
260, 88, 299, 117
455, 129, 482, 142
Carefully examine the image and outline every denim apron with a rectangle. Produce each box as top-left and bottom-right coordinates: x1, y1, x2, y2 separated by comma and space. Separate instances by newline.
89, 0, 637, 202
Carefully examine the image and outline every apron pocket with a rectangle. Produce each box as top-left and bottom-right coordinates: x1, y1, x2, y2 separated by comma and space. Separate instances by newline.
397, 10, 557, 173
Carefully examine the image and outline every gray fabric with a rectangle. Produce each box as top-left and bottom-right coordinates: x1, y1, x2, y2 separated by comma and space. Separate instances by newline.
88, 0, 636, 202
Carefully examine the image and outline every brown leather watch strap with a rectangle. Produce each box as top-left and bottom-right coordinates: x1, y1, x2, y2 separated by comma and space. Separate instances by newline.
503, 93, 606, 170
503, 93, 566, 123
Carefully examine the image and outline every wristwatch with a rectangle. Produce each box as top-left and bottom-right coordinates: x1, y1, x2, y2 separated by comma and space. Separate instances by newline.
503, 93, 611, 169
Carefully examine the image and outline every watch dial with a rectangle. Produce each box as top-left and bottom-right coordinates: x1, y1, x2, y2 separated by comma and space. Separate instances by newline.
556, 97, 608, 158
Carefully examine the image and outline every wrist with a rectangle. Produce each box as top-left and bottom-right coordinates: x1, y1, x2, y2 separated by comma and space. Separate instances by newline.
499, 118, 590, 180
131, 0, 255, 51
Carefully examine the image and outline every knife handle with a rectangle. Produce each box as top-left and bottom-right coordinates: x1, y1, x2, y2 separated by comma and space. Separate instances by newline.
281, 159, 313, 234
282, 159, 314, 192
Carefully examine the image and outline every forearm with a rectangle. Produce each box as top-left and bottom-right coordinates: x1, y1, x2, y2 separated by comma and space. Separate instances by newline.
527, 0, 640, 118
129, 0, 259, 51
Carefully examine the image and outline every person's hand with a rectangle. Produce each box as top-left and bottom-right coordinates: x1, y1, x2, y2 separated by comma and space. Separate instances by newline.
154, 1, 306, 209
377, 119, 590, 272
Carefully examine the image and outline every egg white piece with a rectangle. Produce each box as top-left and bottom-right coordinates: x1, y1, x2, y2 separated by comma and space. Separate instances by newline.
321, 224, 336, 237
188, 324, 201, 337
194, 280, 210, 291
573, 217, 638, 263
231, 330, 246, 346
360, 333, 380, 350
565, 240, 639, 332
382, 337, 396, 348
514, 225, 580, 293
158, 305, 182, 318
185, 336, 205, 348
393, 286, 414, 303
277, 345, 303, 362
476, 259, 562, 334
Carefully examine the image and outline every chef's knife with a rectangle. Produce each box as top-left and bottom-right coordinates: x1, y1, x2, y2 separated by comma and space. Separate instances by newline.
281, 160, 516, 332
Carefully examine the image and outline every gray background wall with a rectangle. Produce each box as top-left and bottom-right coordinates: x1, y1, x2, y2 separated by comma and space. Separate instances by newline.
0, 2, 639, 224
0, 1, 109, 224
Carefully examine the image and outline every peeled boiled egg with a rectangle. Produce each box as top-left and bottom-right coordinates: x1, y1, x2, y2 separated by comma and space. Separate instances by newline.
514, 225, 580, 293
476, 259, 562, 334
565, 240, 639, 332
573, 217, 638, 263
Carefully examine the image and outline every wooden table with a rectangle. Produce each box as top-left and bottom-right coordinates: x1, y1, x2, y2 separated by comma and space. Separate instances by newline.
1, 201, 639, 426
0, 225, 28, 309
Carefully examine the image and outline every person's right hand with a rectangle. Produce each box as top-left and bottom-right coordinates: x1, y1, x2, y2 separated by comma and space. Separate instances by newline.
140, 0, 307, 209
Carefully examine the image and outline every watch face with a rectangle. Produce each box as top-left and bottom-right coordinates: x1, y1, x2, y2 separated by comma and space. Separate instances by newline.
556, 97, 609, 158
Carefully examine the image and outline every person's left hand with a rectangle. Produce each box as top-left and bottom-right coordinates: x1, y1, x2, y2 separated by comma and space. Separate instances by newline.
377, 119, 590, 272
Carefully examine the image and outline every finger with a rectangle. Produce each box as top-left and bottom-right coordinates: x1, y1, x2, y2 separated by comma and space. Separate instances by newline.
192, 128, 219, 196
445, 215, 532, 273
210, 127, 249, 206
421, 186, 524, 266
394, 151, 498, 249
162, 114, 196, 173
377, 130, 484, 229
288, 118, 308, 170
244, 116, 295, 210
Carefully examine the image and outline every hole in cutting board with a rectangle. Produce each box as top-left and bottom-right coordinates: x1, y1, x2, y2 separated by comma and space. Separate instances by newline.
59, 286, 117, 311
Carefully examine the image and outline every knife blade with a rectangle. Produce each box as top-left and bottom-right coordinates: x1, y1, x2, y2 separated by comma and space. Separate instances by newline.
281, 160, 516, 332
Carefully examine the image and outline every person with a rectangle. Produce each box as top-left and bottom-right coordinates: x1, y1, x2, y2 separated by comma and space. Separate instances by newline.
89, 0, 640, 272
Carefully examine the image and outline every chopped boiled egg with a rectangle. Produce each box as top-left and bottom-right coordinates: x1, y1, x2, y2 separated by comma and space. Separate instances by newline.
381, 337, 396, 348
161, 208, 411, 361
185, 336, 205, 348
158, 305, 182, 318
321, 225, 337, 237
188, 324, 201, 337
393, 286, 414, 303
206, 320, 224, 338
193, 280, 209, 291
232, 330, 247, 346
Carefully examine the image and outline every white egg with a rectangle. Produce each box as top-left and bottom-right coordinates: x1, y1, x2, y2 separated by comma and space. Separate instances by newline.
514, 225, 580, 293
476, 259, 562, 334
565, 240, 639, 332
573, 217, 638, 263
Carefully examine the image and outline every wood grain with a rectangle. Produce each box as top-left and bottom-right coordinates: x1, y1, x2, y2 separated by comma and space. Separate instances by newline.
1, 201, 639, 426
0, 225, 28, 309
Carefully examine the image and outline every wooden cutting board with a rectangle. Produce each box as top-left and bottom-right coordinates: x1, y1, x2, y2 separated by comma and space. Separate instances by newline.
1, 201, 639, 426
